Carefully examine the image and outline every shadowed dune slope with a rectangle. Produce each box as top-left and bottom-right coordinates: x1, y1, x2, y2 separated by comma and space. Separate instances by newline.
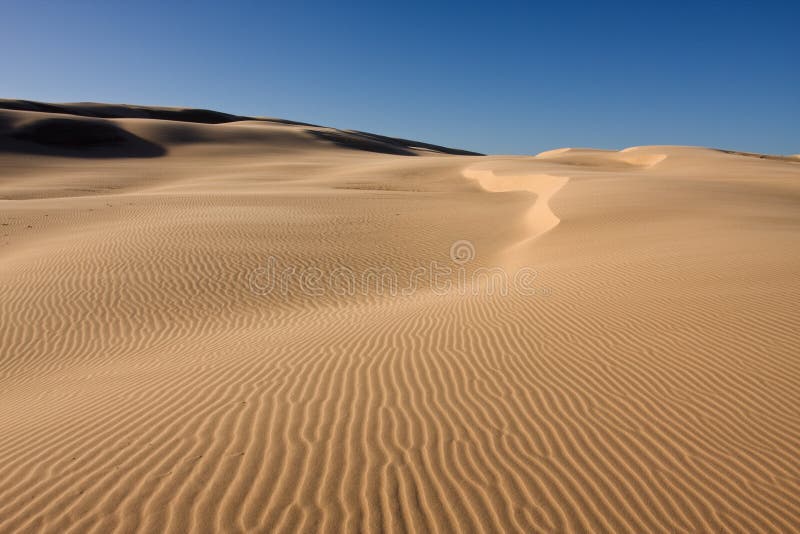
0, 99, 483, 157
1, 103, 800, 533
1, 116, 166, 158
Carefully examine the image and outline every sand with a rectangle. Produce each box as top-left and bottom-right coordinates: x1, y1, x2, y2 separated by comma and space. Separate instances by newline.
1, 101, 799, 533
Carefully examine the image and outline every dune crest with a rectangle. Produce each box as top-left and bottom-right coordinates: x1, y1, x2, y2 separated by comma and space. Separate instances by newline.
463, 164, 568, 250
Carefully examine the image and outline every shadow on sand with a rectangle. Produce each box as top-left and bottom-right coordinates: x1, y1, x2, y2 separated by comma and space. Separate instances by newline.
1, 117, 166, 158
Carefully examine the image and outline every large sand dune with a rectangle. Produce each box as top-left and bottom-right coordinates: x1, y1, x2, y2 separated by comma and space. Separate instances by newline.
1, 101, 799, 533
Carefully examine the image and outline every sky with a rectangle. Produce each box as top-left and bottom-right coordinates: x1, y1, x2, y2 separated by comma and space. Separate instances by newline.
2, 1, 798, 155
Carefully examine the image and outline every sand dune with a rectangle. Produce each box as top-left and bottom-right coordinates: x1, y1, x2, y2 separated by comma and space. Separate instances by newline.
1, 101, 800, 533
462, 164, 568, 248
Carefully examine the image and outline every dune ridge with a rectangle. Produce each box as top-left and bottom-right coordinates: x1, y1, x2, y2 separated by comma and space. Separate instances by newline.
1, 102, 800, 533
463, 165, 569, 253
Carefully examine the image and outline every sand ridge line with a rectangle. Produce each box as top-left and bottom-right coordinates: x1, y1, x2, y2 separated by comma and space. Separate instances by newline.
463, 164, 569, 258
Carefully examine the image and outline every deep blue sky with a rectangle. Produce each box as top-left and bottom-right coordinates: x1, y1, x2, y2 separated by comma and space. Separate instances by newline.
2, 1, 798, 154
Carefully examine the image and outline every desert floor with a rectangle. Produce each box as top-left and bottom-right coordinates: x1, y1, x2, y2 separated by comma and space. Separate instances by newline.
1, 102, 800, 533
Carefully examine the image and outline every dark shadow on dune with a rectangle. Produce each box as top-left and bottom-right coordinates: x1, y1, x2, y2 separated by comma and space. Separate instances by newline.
0, 99, 322, 127
135, 108, 240, 124
1, 118, 166, 158
308, 130, 419, 155
306, 130, 483, 156
715, 148, 800, 164
0, 99, 483, 155
348, 131, 483, 156
0, 99, 240, 124
308, 129, 484, 156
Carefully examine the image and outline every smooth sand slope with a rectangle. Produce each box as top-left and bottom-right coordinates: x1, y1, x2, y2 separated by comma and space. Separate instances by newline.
1, 101, 800, 533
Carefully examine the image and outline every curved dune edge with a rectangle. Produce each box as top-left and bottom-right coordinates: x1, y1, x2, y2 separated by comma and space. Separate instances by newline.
463, 165, 569, 248
535, 147, 668, 168
616, 151, 667, 167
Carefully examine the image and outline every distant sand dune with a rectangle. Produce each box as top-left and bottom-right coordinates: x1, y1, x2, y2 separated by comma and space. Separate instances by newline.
3, 115, 166, 158
1, 101, 799, 533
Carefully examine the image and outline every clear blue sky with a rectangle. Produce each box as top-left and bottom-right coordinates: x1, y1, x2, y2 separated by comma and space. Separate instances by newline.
2, 1, 798, 154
